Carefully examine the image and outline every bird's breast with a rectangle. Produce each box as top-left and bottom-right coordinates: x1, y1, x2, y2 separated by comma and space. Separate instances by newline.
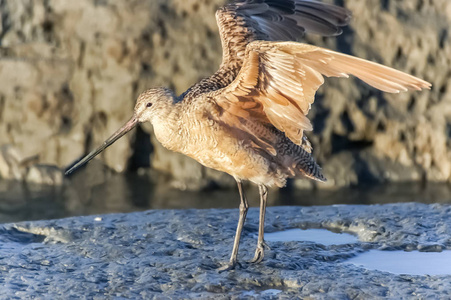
154, 113, 286, 187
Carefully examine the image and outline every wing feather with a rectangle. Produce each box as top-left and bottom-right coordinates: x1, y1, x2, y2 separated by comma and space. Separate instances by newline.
216, 0, 351, 66
181, 1, 350, 101
205, 41, 431, 145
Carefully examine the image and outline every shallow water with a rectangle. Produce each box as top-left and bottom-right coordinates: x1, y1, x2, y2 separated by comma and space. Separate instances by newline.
265, 228, 358, 245
1, 168, 451, 223
346, 250, 451, 276
242, 289, 282, 297
264, 228, 451, 276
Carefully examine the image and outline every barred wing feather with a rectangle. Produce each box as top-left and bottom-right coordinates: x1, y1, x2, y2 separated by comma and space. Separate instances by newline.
209, 41, 431, 145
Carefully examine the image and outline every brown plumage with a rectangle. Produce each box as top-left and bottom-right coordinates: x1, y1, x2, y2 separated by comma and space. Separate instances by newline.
65, 0, 431, 270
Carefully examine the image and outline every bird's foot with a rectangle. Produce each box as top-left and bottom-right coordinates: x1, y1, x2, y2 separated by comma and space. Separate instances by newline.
249, 241, 270, 264
249, 246, 264, 264
218, 260, 242, 272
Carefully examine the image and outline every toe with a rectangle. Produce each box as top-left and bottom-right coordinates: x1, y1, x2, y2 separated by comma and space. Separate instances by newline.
249, 247, 264, 264
262, 240, 271, 250
218, 260, 242, 272
218, 263, 235, 272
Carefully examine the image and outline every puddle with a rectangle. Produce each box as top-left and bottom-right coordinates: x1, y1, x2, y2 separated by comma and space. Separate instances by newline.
346, 250, 451, 276
265, 229, 450, 276
265, 228, 358, 246
242, 289, 282, 297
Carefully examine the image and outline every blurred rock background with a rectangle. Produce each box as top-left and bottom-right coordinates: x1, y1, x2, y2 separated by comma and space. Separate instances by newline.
0, 0, 449, 190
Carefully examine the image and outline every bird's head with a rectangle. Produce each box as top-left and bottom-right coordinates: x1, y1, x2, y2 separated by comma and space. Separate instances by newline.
133, 87, 175, 124
65, 87, 176, 175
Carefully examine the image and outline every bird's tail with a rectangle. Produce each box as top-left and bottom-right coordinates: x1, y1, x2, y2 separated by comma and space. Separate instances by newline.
279, 136, 326, 182
293, 146, 326, 182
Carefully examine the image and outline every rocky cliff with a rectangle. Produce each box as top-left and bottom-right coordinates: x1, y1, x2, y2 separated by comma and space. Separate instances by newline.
0, 0, 449, 189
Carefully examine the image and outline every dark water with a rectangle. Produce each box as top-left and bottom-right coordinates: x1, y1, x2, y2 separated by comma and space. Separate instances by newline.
1, 168, 451, 224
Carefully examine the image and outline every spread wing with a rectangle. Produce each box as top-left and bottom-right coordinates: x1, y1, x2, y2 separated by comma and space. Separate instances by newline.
216, 0, 351, 67
207, 41, 431, 146
181, 1, 351, 100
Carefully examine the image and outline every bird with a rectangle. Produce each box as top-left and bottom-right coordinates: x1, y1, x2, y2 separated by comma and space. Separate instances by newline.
65, 0, 431, 270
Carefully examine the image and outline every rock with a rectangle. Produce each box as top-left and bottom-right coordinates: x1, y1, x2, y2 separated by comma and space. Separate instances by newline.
25, 165, 63, 186
0, 203, 449, 298
0, 144, 63, 185
0, 0, 449, 189
0, 145, 24, 180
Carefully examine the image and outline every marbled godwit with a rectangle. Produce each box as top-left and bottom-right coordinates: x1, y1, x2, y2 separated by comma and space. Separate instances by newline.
65, 0, 431, 270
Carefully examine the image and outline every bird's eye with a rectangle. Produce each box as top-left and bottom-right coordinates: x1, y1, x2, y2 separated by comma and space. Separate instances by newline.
146, 102, 152, 108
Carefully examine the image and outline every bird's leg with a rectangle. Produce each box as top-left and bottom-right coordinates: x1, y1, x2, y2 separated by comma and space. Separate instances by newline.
219, 179, 248, 272
250, 184, 268, 264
